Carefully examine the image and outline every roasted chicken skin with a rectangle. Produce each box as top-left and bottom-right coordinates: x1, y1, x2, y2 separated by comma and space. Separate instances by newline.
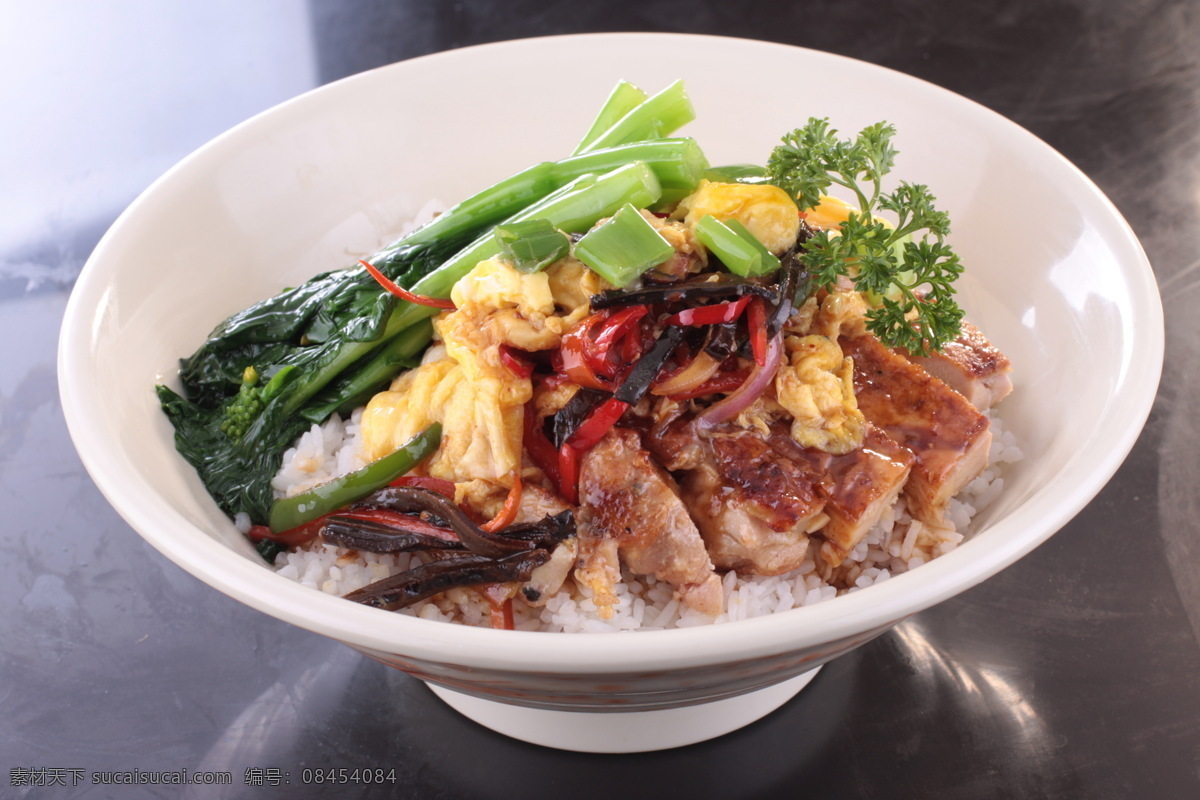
840, 333, 992, 525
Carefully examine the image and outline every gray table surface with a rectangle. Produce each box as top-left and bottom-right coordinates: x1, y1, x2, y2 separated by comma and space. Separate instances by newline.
4, 2, 1199, 798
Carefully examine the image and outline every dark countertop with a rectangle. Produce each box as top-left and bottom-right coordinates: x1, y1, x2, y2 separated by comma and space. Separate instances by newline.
4, 2, 1198, 797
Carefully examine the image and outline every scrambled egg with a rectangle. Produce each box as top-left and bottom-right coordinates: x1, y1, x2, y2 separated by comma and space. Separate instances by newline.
361, 257, 599, 483
775, 334, 865, 455
673, 180, 801, 254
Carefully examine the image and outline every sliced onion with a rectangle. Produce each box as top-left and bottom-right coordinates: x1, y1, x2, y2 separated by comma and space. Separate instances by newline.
693, 333, 784, 433
651, 351, 722, 396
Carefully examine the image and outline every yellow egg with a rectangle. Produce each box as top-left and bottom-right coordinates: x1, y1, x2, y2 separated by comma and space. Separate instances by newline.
674, 180, 801, 254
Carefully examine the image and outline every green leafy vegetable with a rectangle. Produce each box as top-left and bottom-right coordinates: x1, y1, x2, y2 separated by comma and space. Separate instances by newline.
766, 118, 963, 355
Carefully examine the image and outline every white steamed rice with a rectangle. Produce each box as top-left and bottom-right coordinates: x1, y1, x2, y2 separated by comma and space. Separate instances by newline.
258, 407, 1023, 632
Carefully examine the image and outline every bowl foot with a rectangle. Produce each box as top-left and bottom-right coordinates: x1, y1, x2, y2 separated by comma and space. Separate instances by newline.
425, 667, 821, 753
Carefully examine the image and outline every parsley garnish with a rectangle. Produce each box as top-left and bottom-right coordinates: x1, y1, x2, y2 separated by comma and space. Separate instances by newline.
766, 118, 964, 355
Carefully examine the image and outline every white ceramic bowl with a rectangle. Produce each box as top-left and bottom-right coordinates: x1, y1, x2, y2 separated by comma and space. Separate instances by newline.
58, 34, 1162, 753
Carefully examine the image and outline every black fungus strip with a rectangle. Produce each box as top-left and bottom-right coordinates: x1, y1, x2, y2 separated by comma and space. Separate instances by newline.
589, 275, 777, 310
551, 388, 607, 448
500, 509, 576, 548
351, 486, 534, 558
614, 326, 686, 405
702, 321, 743, 360
343, 550, 551, 611
322, 516, 465, 554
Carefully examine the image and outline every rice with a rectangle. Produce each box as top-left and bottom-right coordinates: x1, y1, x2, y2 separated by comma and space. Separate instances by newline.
269, 407, 1022, 632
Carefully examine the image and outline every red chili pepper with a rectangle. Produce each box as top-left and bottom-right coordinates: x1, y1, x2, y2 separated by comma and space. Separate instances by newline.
359, 260, 457, 309
557, 324, 616, 391
498, 345, 535, 378
592, 306, 648, 351
747, 296, 768, 367
247, 520, 324, 548
621, 318, 646, 363
558, 443, 580, 506
389, 475, 457, 498
481, 473, 523, 533
566, 396, 629, 451
663, 296, 751, 327
489, 597, 515, 630
522, 402, 562, 491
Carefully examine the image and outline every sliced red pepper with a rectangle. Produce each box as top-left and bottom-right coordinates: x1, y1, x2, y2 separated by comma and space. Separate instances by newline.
360, 259, 456, 309
489, 597, 515, 630
247, 519, 324, 548
523, 401, 563, 492
557, 324, 616, 391
558, 443, 580, 506
498, 345, 535, 378
747, 296, 768, 367
663, 295, 751, 327
481, 473, 523, 533
592, 306, 648, 351
566, 396, 628, 451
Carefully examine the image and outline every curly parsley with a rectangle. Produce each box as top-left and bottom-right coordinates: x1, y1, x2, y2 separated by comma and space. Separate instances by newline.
766, 118, 964, 355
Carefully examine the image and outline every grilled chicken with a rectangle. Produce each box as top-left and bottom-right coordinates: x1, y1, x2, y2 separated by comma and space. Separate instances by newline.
648, 412, 914, 571
674, 428, 827, 576
577, 428, 724, 616
840, 333, 992, 525
902, 320, 1013, 410
770, 425, 914, 565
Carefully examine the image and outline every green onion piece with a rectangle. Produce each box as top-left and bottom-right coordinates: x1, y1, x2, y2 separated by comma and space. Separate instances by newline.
573, 203, 675, 287
267, 424, 442, 533
494, 219, 571, 273
694, 215, 781, 277
573, 80, 649, 155
577, 80, 694, 154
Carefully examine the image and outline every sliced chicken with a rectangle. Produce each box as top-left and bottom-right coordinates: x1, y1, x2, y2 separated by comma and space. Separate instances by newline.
902, 320, 1013, 410
771, 425, 914, 565
644, 410, 830, 576
675, 428, 827, 576
840, 333, 992, 524
577, 428, 724, 616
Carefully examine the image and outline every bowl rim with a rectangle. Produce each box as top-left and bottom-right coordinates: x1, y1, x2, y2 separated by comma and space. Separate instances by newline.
58, 32, 1164, 674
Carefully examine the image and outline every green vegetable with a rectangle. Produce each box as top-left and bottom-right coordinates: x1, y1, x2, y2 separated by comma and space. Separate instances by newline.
158, 81, 703, 526
693, 215, 781, 277
494, 219, 571, 273
573, 80, 648, 154
268, 424, 442, 533
576, 80, 694, 154
765, 118, 964, 355
299, 319, 433, 424
256, 539, 286, 564
159, 159, 668, 524
573, 202, 675, 287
